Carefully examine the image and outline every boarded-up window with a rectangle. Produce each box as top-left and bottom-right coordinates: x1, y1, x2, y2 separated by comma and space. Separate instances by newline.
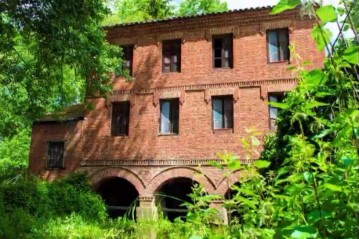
213, 34, 233, 68
47, 141, 65, 168
212, 96, 233, 129
112, 102, 130, 136
162, 40, 181, 73
269, 92, 285, 129
160, 99, 179, 134
267, 29, 289, 63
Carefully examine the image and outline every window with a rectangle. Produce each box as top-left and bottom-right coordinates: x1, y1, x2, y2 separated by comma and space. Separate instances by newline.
268, 92, 285, 129
111, 102, 130, 136
267, 29, 289, 63
162, 40, 181, 73
47, 141, 65, 168
212, 34, 233, 68
121, 45, 133, 76
212, 96, 233, 130
160, 99, 179, 134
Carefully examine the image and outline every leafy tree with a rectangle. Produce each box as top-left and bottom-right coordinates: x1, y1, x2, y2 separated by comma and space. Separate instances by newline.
0, 0, 121, 138
178, 0, 228, 17
113, 0, 174, 24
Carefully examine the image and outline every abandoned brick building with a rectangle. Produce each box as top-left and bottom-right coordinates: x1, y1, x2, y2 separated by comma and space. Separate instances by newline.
29, 6, 324, 221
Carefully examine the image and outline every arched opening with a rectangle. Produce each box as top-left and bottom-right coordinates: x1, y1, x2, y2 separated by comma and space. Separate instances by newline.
96, 177, 139, 219
225, 182, 242, 224
155, 177, 197, 222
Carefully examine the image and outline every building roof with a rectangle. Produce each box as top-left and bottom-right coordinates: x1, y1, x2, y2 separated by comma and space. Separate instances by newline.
104, 6, 274, 28
36, 104, 85, 123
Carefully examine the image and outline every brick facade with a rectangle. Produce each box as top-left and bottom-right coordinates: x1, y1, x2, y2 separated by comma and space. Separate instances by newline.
29, 7, 324, 219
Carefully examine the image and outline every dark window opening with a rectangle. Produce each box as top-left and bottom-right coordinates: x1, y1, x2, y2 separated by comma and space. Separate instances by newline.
96, 178, 139, 219
212, 34, 233, 68
162, 39, 181, 73
267, 29, 289, 63
268, 92, 285, 130
225, 183, 243, 224
156, 178, 197, 222
212, 96, 233, 130
121, 45, 133, 76
47, 141, 65, 169
160, 99, 179, 134
112, 102, 130, 136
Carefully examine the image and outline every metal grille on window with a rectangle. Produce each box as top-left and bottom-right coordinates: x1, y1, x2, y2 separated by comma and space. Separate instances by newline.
47, 142, 64, 168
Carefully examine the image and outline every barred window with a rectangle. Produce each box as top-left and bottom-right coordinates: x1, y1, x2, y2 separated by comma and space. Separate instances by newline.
47, 141, 65, 168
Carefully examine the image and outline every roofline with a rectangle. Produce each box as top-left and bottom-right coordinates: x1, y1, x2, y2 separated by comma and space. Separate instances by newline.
104, 6, 274, 29
33, 117, 85, 125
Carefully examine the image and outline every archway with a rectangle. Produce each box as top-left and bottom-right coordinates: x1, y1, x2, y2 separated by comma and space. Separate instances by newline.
224, 182, 242, 223
96, 177, 139, 219
155, 177, 198, 222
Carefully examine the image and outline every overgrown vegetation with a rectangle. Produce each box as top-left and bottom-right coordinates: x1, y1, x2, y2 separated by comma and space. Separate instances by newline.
0, 0, 358, 238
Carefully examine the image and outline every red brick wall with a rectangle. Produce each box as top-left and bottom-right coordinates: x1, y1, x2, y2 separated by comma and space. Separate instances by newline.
29, 8, 324, 195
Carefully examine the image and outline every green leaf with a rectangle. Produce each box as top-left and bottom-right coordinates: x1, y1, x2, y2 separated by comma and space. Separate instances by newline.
303, 172, 313, 183
227, 160, 241, 171
291, 226, 317, 239
316, 5, 337, 23
268, 101, 290, 110
271, 0, 301, 15
354, 128, 359, 139
209, 161, 223, 169
189, 236, 203, 239
304, 101, 328, 109
254, 160, 270, 169
307, 210, 329, 223
304, 69, 326, 86
343, 46, 359, 64
311, 25, 332, 51
323, 183, 342, 192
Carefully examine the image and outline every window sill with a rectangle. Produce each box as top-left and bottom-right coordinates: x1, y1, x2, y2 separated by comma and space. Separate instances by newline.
46, 167, 65, 170
161, 71, 181, 75
213, 128, 233, 133
111, 134, 129, 137
267, 60, 290, 64
158, 133, 179, 137
212, 67, 234, 71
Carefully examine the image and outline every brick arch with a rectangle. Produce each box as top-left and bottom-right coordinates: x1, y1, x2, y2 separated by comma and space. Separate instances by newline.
90, 167, 146, 195
215, 170, 242, 196
146, 167, 216, 194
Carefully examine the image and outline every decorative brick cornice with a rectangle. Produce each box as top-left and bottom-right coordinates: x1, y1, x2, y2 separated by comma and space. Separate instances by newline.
106, 9, 304, 40
111, 78, 297, 96
80, 158, 255, 167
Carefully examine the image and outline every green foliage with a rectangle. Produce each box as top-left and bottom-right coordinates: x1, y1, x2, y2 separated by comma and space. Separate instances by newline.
0, 173, 107, 238
178, 0, 228, 17
0, 0, 121, 138
111, 0, 174, 24
271, 0, 301, 15
0, 130, 30, 181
